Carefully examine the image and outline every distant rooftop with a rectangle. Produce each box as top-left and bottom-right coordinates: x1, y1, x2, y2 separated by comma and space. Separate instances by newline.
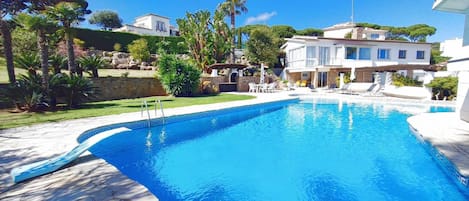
323, 22, 356, 31
135, 13, 170, 20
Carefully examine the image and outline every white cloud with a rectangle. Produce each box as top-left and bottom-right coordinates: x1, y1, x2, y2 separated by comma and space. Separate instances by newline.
245, 11, 277, 25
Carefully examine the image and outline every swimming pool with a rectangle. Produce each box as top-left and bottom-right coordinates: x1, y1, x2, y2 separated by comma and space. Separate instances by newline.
85, 99, 468, 200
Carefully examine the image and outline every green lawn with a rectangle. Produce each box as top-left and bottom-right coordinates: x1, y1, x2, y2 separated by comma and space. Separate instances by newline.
0, 94, 255, 129
0, 56, 155, 83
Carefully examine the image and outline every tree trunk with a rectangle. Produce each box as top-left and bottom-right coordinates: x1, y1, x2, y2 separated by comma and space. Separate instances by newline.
38, 30, 49, 91
230, 6, 236, 64
92, 68, 98, 78
65, 29, 76, 76
0, 20, 16, 83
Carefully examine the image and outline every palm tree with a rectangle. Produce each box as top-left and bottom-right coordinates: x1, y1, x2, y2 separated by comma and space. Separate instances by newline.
219, 0, 248, 64
78, 55, 106, 78
46, 1, 90, 76
15, 13, 57, 90
0, 0, 29, 83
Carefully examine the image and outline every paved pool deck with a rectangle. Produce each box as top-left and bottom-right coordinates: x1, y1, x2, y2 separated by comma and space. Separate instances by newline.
0, 90, 467, 200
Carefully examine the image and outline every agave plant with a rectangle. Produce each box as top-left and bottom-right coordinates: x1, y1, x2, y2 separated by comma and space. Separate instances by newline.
7, 73, 47, 112
15, 53, 40, 75
61, 74, 96, 108
49, 54, 67, 74
78, 55, 106, 78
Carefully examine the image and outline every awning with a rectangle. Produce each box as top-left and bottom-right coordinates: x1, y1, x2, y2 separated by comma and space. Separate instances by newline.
208, 63, 248, 70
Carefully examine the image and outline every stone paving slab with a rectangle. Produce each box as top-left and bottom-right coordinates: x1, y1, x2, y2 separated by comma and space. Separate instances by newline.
0, 92, 295, 200
408, 112, 469, 178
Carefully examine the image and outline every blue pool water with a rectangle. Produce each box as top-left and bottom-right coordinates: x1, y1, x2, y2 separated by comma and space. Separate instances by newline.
87, 99, 468, 201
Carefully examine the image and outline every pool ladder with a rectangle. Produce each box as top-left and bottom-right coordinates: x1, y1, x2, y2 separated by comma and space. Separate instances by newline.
141, 99, 166, 127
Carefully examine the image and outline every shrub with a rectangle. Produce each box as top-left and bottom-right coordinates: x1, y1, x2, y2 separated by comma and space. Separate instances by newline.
78, 55, 106, 78
61, 74, 96, 108
127, 38, 150, 62
7, 73, 47, 112
426, 76, 458, 100
200, 81, 219, 95
392, 73, 422, 87
335, 72, 351, 87
113, 43, 122, 52
158, 54, 201, 97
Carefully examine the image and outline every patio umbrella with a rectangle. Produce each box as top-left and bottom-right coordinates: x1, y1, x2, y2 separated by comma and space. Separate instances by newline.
260, 63, 265, 84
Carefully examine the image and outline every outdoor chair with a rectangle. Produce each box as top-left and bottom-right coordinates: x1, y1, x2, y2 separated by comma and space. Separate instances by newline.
248, 82, 257, 93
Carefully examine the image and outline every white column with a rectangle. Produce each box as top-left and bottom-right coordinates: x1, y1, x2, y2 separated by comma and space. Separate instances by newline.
339, 73, 345, 89
260, 63, 265, 84
464, 15, 469, 46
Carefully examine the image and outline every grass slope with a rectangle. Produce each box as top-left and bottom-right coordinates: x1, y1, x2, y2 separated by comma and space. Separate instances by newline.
0, 94, 255, 129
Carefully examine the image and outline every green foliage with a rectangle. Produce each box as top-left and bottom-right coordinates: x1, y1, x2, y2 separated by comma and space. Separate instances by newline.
430, 43, 450, 64
158, 54, 201, 97
78, 55, 106, 78
7, 73, 46, 112
113, 43, 121, 51
356, 23, 381, 29
177, 10, 212, 71
88, 10, 122, 30
246, 27, 279, 66
392, 73, 422, 87
335, 72, 351, 87
426, 76, 458, 100
127, 38, 150, 62
296, 28, 323, 36
73, 28, 186, 53
15, 53, 40, 73
209, 9, 232, 63
11, 27, 37, 56
344, 32, 352, 39
271, 25, 296, 38
60, 74, 96, 107
48, 54, 67, 74
407, 24, 436, 42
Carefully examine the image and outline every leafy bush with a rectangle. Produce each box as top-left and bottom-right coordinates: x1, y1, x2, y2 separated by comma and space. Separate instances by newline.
426, 76, 458, 100
6, 73, 97, 111
61, 74, 96, 108
392, 73, 422, 87
113, 43, 122, 51
15, 53, 40, 74
78, 55, 106, 78
200, 81, 219, 95
73, 28, 187, 53
335, 72, 351, 87
7, 73, 47, 112
158, 54, 201, 97
49, 54, 68, 74
127, 38, 150, 62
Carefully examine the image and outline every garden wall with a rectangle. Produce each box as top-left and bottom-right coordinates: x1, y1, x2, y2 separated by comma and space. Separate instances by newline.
90, 77, 166, 101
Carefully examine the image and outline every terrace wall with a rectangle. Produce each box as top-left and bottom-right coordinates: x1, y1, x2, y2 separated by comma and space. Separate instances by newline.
90, 77, 166, 101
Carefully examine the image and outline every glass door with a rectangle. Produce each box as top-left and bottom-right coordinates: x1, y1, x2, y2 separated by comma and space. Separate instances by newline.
317, 72, 328, 88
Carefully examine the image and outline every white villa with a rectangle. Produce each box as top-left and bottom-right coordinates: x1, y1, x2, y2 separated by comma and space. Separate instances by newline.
114, 14, 179, 37
281, 23, 432, 88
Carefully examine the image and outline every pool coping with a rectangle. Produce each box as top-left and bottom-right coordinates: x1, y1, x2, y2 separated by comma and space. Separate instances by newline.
407, 112, 469, 187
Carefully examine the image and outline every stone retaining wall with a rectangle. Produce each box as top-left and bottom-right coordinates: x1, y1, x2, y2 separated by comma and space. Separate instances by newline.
90, 77, 166, 101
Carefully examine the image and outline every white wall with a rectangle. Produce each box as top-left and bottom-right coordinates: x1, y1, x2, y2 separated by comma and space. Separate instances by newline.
114, 14, 171, 36
457, 72, 469, 122
440, 38, 463, 57
324, 28, 354, 39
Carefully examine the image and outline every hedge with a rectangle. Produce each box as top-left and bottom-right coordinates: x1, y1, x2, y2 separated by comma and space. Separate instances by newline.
73, 28, 187, 54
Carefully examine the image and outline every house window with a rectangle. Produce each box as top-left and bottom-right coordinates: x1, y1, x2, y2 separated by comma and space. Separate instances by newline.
398, 50, 406, 59
358, 48, 371, 60
346, 47, 357, 59
377, 49, 390, 60
306, 46, 316, 66
416, 50, 425, 59
370, 34, 380, 40
156, 21, 166, 32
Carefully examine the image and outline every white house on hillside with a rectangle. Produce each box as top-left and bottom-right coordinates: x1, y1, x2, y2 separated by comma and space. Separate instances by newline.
281, 23, 432, 88
440, 38, 463, 58
114, 14, 179, 36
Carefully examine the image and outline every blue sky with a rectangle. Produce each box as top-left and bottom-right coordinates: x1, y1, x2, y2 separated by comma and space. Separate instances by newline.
84, 0, 464, 43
